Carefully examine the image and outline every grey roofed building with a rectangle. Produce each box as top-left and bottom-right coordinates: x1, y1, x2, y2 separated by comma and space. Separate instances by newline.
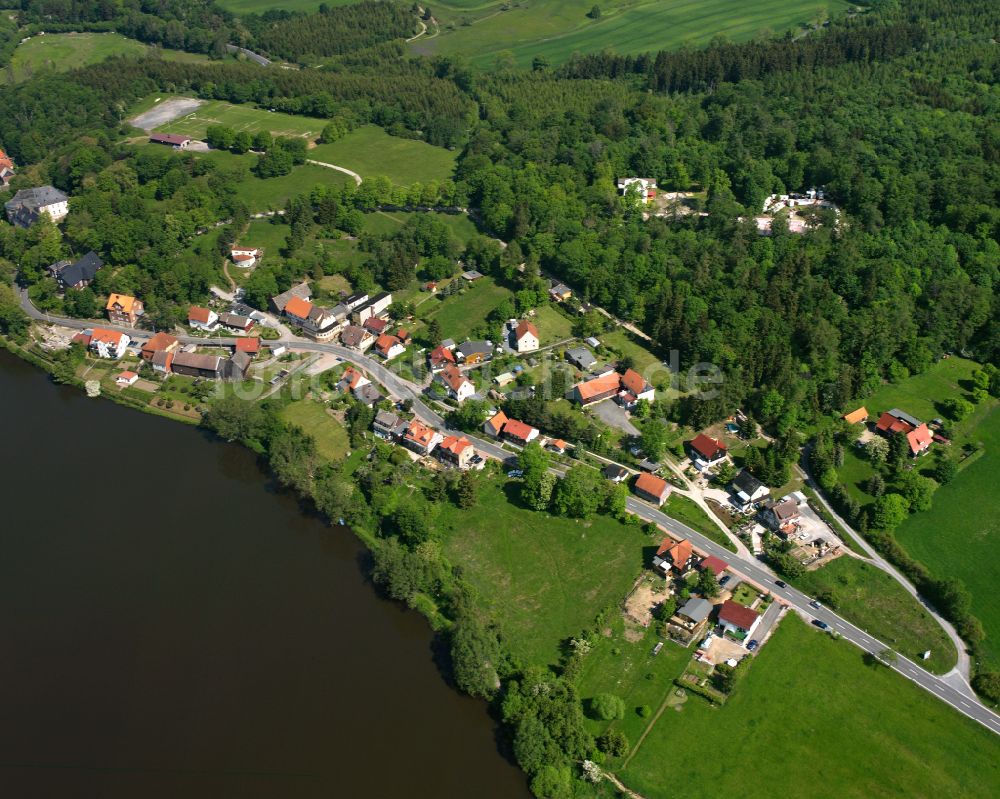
602, 463, 629, 482
53, 251, 103, 289
456, 340, 493, 361
886, 408, 923, 429
340, 324, 368, 348
170, 351, 224, 378
226, 350, 253, 380
353, 383, 383, 406
565, 346, 597, 370
269, 282, 312, 313
461, 269, 484, 281
218, 312, 253, 330
731, 469, 767, 503
638, 459, 662, 472
677, 597, 712, 625
440, 338, 456, 350
5, 185, 68, 227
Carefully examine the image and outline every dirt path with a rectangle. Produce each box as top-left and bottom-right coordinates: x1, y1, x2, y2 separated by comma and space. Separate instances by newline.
306, 159, 362, 186
407, 18, 428, 42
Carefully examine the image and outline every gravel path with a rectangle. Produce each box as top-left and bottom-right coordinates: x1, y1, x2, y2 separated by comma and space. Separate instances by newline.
130, 98, 204, 131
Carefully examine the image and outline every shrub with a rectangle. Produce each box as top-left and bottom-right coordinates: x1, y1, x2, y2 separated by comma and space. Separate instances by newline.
589, 693, 625, 720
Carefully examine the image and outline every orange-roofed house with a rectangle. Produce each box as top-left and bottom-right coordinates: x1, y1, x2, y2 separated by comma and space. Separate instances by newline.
436, 364, 475, 402
374, 334, 405, 360
234, 337, 261, 357
618, 367, 654, 407
546, 438, 567, 455
115, 370, 139, 387
188, 305, 219, 331
0, 149, 14, 188
653, 538, 695, 575
842, 407, 869, 425
106, 293, 144, 326
512, 320, 539, 353
483, 410, 508, 438
633, 472, 671, 506
336, 366, 370, 394
402, 419, 443, 456
688, 433, 728, 468
428, 344, 456, 372
907, 423, 933, 457
141, 332, 179, 362
502, 418, 539, 445
230, 248, 261, 268
437, 435, 475, 469
87, 328, 130, 359
573, 371, 622, 405
283, 296, 314, 325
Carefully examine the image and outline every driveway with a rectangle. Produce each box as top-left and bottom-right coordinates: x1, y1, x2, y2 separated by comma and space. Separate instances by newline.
590, 399, 640, 436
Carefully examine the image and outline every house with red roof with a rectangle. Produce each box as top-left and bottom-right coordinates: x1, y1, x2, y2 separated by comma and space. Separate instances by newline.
86, 328, 130, 359
653, 537, 695, 575
512, 320, 539, 353
141, 332, 179, 362
699, 556, 729, 577
633, 472, 671, 506
336, 366, 370, 394
688, 433, 728, 468
234, 337, 261, 357
402, 419, 443, 456
875, 408, 932, 456
115, 370, 139, 387
483, 410, 508, 438
150, 133, 192, 149
502, 418, 539, 445
436, 364, 475, 402
718, 599, 761, 640
573, 371, 622, 405
374, 334, 405, 360
428, 344, 456, 372
437, 435, 476, 470
0, 149, 14, 188
230, 248, 261, 268
188, 306, 219, 332
618, 368, 654, 408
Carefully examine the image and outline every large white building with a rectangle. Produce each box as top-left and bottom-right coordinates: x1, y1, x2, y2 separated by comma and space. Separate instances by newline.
5, 186, 69, 227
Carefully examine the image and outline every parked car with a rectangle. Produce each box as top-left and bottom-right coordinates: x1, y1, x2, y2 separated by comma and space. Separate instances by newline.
812, 619, 830, 630
809, 599, 822, 609
775, 580, 787, 588
719, 575, 731, 587
506, 469, 524, 478
746, 639, 759, 651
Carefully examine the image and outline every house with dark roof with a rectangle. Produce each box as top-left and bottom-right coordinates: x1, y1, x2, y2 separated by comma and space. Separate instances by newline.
170, 351, 225, 379
373, 410, 404, 439
269, 283, 312, 314
603, 463, 629, 483
218, 312, 254, 333
351, 292, 392, 325
226, 350, 253, 381
676, 597, 713, 627
340, 325, 373, 350
353, 383, 383, 406
5, 185, 69, 227
565, 346, 596, 371
456, 340, 493, 364
760, 496, 801, 536
52, 252, 103, 290
731, 469, 768, 509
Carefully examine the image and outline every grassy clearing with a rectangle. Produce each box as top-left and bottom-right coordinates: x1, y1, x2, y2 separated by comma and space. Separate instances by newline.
601, 329, 668, 381
154, 99, 322, 140
850, 356, 982, 424
621, 614, 1000, 799
662, 493, 737, 553
237, 218, 289, 256
422, 0, 849, 68
439, 479, 646, 667
420, 276, 513, 342
531, 304, 574, 346
280, 400, 350, 462
309, 125, 458, 185
792, 556, 956, 673
896, 406, 1000, 670
3, 33, 208, 83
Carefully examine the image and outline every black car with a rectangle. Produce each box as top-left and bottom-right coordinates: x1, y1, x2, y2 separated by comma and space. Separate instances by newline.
746, 639, 759, 651
719, 575, 731, 587
775, 580, 787, 588
812, 619, 830, 630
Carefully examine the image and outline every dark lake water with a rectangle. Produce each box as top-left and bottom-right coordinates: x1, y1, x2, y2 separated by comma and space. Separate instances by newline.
0, 350, 529, 798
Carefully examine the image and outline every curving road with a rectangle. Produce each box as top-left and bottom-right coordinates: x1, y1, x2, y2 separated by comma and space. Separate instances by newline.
17, 290, 1000, 737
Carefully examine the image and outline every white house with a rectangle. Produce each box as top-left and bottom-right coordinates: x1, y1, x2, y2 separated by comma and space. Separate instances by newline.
374, 334, 406, 361
5, 186, 69, 227
616, 177, 657, 204
230, 248, 261, 268
436, 364, 475, 402
115, 370, 139, 387
718, 600, 761, 641
188, 306, 219, 331
513, 320, 539, 353
86, 328, 130, 359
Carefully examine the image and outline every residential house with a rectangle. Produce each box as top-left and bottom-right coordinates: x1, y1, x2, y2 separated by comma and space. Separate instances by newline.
843, 407, 869, 425
603, 464, 629, 483
512, 320, 539, 353
676, 597, 713, 627
354, 383, 383, 406
374, 334, 405, 360
226, 350, 252, 381
565, 346, 596, 371
283, 297, 341, 341
337, 366, 370, 395
436, 364, 475, 402
493, 372, 515, 387
141, 332, 179, 363
188, 306, 219, 331
115, 371, 139, 387
428, 344, 457, 372
0, 149, 14, 188
573, 371, 621, 405
151, 350, 174, 374
149, 133, 192, 149
363, 316, 389, 336
502, 418, 539, 446
396, 328, 412, 345
437, 435, 475, 470
761, 496, 801, 536
5, 186, 69, 227
638, 459, 662, 473
340, 324, 373, 351
483, 410, 508, 438
270, 283, 312, 314
730, 469, 768, 509
456, 340, 493, 365
106, 293, 144, 326
616, 177, 657, 204
50, 252, 103, 290
652, 537, 695, 575
618, 368, 654, 408
461, 270, 484, 282
688, 433, 728, 468
634, 472, 671, 506
351, 292, 392, 325
234, 337, 261, 358
345, 292, 370, 311
546, 438, 567, 455
549, 283, 572, 302
86, 328, 130, 359
170, 352, 225, 379
218, 312, 255, 333
373, 410, 404, 439
907, 423, 933, 457
402, 419, 443, 456
698, 556, 729, 577
230, 248, 261, 268
718, 600, 761, 641
875, 408, 932, 456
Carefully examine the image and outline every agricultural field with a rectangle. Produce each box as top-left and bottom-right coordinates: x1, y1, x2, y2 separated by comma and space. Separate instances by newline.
439, 479, 647, 667
619, 615, 1000, 799
152, 99, 323, 140
896, 406, 1000, 670
309, 125, 458, 185
280, 400, 350, 462
791, 556, 956, 674
419, 0, 850, 68
3, 32, 208, 83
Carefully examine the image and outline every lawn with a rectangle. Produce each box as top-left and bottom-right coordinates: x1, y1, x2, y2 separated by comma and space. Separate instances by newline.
620, 615, 1000, 799
531, 304, 574, 346
895, 405, 1000, 670
280, 400, 350, 462
3, 33, 208, 83
439, 479, 647, 667
601, 329, 670, 385
154, 99, 323, 140
420, 0, 850, 68
309, 125, 458, 185
237, 218, 289, 256
419, 276, 513, 343
662, 493, 737, 553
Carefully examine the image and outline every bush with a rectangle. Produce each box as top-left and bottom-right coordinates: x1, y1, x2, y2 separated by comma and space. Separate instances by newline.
636, 704, 652, 718
589, 692, 625, 720
972, 672, 1000, 705
597, 729, 629, 757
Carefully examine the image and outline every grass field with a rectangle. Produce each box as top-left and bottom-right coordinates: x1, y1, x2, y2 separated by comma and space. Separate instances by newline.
439, 479, 646, 666
309, 126, 458, 186
420, 0, 850, 68
531, 304, 574, 346
896, 405, 1000, 670
663, 493, 737, 553
419, 276, 513, 343
601, 329, 669, 385
280, 400, 350, 462
154, 99, 322, 140
620, 615, 1000, 799
792, 556, 956, 674
3, 32, 208, 83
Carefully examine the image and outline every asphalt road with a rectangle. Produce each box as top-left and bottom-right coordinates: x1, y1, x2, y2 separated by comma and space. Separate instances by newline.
19, 294, 1000, 737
